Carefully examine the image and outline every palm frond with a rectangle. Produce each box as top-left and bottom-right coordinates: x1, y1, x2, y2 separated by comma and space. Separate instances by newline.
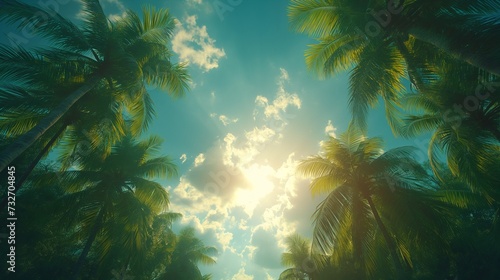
288, 0, 343, 37
132, 178, 170, 214
305, 34, 364, 77
0, 0, 89, 51
312, 184, 352, 254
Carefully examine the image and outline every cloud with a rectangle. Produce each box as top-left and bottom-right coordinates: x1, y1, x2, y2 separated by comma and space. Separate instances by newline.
253, 68, 301, 134
211, 113, 239, 126
324, 120, 337, 138
194, 153, 206, 167
250, 228, 282, 269
245, 126, 275, 144
104, 0, 126, 21
172, 15, 226, 71
180, 153, 187, 163
219, 115, 239, 126
232, 268, 254, 280
167, 68, 314, 279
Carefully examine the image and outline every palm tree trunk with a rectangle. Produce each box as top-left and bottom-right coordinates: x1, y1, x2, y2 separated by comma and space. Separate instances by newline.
0, 75, 102, 172
70, 206, 105, 280
0, 123, 67, 212
365, 195, 406, 280
408, 27, 500, 76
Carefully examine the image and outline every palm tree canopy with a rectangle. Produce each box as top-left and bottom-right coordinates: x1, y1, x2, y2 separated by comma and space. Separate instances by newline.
288, 0, 500, 129
0, 0, 191, 172
297, 125, 453, 277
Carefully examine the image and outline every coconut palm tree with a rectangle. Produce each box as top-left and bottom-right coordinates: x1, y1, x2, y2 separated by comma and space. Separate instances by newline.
288, 0, 500, 128
278, 233, 367, 280
158, 227, 218, 280
35, 133, 178, 279
0, 80, 126, 211
0, 0, 190, 172
398, 61, 500, 200
297, 125, 452, 279
279, 234, 315, 280
124, 211, 182, 280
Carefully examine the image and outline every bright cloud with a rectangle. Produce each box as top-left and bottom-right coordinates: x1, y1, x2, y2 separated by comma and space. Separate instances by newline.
220, 115, 239, 126
254, 68, 301, 134
172, 15, 226, 71
180, 153, 187, 163
232, 268, 254, 280
168, 69, 315, 279
194, 153, 206, 167
324, 120, 337, 138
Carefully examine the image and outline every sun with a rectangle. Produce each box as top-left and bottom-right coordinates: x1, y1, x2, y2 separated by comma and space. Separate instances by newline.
233, 163, 276, 216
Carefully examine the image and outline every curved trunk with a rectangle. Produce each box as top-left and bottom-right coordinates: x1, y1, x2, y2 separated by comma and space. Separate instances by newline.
365, 195, 406, 280
408, 27, 500, 77
70, 206, 105, 280
0, 123, 68, 212
0, 75, 102, 172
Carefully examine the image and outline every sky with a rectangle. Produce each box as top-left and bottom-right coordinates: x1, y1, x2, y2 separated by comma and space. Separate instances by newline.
1, 0, 430, 279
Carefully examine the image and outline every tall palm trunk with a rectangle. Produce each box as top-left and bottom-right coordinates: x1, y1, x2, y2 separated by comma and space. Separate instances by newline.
0, 75, 102, 172
0, 123, 67, 212
365, 195, 406, 280
70, 206, 105, 280
408, 27, 500, 76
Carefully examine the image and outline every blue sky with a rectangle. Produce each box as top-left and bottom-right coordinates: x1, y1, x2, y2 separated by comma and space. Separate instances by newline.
2, 0, 430, 279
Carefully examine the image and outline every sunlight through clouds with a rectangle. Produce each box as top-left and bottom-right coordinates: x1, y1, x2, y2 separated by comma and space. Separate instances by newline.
167, 68, 311, 279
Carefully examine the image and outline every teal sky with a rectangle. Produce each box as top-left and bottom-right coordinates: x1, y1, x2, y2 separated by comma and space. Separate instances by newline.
2, 0, 430, 279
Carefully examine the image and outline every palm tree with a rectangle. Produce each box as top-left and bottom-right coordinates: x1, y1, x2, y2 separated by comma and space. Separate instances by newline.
288, 0, 500, 128
297, 125, 452, 279
0, 80, 126, 211
398, 61, 500, 200
279, 234, 315, 280
36, 133, 178, 279
158, 227, 218, 280
0, 0, 190, 172
126, 212, 182, 280
279, 234, 326, 280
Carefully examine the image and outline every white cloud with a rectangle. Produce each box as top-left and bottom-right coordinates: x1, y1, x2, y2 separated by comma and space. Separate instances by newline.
172, 15, 226, 71
245, 126, 275, 144
166, 69, 314, 279
232, 268, 254, 280
105, 0, 126, 21
180, 153, 187, 164
194, 153, 206, 167
104, 0, 125, 10
324, 120, 337, 138
266, 273, 275, 280
219, 115, 239, 126
253, 68, 301, 135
